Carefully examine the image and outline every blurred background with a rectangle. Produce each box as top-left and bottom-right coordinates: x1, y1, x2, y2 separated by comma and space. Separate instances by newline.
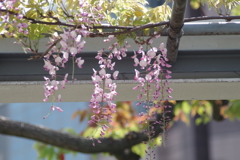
1, 101, 240, 160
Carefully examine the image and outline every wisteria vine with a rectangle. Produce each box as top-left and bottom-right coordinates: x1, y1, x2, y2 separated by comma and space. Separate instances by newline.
0, 0, 174, 159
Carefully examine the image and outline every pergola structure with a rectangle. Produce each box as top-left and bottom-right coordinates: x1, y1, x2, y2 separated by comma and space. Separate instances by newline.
0, 0, 240, 103
0, 25, 240, 103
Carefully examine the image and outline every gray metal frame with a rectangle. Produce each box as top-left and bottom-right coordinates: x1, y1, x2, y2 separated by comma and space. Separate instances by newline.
0, 23, 240, 102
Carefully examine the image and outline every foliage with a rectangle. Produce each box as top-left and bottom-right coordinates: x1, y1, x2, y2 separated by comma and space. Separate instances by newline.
76, 101, 162, 157
174, 100, 240, 125
33, 100, 240, 159
34, 129, 77, 160
226, 100, 240, 120
34, 142, 77, 160
174, 100, 212, 125
190, 0, 240, 15
232, 5, 240, 15
35, 102, 164, 159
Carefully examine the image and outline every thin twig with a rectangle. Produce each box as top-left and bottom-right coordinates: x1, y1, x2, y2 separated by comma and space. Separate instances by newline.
28, 38, 62, 60
135, 25, 169, 45
1, 9, 240, 37
1, 8, 240, 60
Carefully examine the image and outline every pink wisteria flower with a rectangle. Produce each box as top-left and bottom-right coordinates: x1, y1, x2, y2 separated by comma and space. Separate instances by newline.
147, 47, 157, 58
88, 40, 125, 137
103, 35, 114, 43
70, 47, 78, 56
51, 105, 63, 112
6, 0, 109, 120
70, 30, 77, 38
60, 33, 68, 41
99, 68, 106, 77
53, 55, 62, 65
60, 73, 68, 89
108, 35, 114, 40
62, 51, 69, 63
57, 94, 62, 102
17, 14, 23, 19
113, 71, 119, 79
75, 57, 84, 68
132, 42, 172, 104
133, 57, 139, 66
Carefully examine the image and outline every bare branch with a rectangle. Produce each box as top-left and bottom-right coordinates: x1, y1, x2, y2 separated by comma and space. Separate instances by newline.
1, 9, 240, 38
0, 116, 162, 154
135, 25, 169, 45
28, 38, 62, 60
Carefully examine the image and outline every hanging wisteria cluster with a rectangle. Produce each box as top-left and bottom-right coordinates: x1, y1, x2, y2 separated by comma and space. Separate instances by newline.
0, 0, 173, 156
131, 37, 173, 158
133, 42, 172, 102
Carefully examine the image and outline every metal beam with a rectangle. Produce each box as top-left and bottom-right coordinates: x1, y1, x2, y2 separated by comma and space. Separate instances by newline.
170, 22, 240, 36
0, 50, 240, 81
0, 78, 240, 103
0, 24, 240, 102
161, 22, 240, 36
0, 50, 240, 102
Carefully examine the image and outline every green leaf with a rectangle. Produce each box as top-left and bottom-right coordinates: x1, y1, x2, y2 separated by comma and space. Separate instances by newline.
174, 102, 181, 115
195, 117, 202, 125
0, 23, 6, 34
232, 6, 240, 15
190, 0, 200, 9
47, 147, 55, 160
33, 143, 43, 156
203, 116, 210, 124
197, 106, 204, 115
153, 136, 162, 146
116, 33, 128, 46
28, 24, 38, 40
182, 101, 191, 114
38, 147, 49, 159
131, 142, 147, 157
63, 128, 78, 136
82, 127, 100, 138
112, 128, 128, 139
226, 100, 240, 120
143, 28, 150, 36
4, 32, 11, 38
203, 101, 212, 116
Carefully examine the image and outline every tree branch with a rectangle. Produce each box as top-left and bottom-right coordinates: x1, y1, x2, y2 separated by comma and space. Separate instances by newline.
0, 116, 162, 154
1, 9, 240, 38
28, 38, 62, 60
166, 0, 187, 63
